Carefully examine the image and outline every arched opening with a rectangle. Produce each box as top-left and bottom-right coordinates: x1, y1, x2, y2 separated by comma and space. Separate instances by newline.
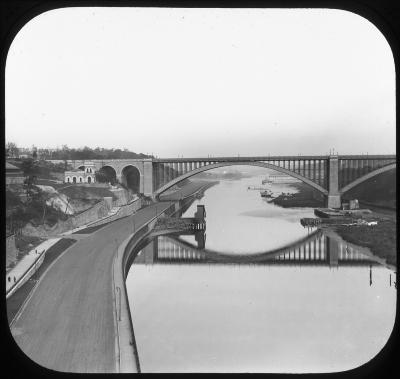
121, 165, 141, 193
73, 177, 77, 183
67, 177, 70, 183
88, 176, 92, 184
79, 177, 82, 183
341, 167, 396, 208
154, 161, 328, 198
96, 165, 117, 184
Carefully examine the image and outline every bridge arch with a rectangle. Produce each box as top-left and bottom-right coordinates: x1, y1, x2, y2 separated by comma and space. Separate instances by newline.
340, 163, 396, 194
121, 165, 141, 193
154, 161, 328, 198
168, 230, 324, 263
97, 165, 117, 184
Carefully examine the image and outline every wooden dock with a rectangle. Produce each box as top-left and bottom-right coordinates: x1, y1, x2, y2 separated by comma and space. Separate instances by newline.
314, 208, 372, 218
301, 217, 355, 227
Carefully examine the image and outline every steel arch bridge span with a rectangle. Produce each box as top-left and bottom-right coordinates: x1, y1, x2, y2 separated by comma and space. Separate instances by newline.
340, 163, 396, 195
153, 161, 328, 199
169, 230, 323, 264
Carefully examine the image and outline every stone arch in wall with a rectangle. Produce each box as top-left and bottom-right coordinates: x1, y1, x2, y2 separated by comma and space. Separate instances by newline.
97, 165, 117, 184
73, 177, 77, 183
121, 165, 141, 193
88, 176, 92, 184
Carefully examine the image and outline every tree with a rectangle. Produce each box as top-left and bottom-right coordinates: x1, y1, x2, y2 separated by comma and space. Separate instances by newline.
95, 171, 108, 183
21, 158, 37, 176
6, 142, 19, 158
95, 169, 116, 184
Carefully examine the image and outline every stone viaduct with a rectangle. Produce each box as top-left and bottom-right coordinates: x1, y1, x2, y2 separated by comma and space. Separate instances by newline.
67, 154, 396, 208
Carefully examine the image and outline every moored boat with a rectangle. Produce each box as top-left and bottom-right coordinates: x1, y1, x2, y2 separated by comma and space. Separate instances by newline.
260, 189, 273, 198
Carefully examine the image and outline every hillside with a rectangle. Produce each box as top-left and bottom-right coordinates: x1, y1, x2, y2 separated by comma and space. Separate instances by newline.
6, 183, 117, 235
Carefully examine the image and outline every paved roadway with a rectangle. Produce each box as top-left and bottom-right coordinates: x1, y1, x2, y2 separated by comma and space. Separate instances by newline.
11, 182, 212, 372
10, 202, 173, 373
10, 180, 213, 372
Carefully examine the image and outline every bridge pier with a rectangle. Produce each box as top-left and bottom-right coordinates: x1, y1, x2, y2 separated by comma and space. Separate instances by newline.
327, 195, 341, 209
326, 237, 339, 267
327, 155, 341, 209
143, 161, 154, 196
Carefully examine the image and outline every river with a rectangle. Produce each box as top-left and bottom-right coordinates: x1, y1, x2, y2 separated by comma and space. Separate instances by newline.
126, 168, 396, 373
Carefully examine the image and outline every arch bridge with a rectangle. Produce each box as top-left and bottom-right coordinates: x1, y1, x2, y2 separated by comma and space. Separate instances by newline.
136, 231, 384, 268
68, 154, 396, 208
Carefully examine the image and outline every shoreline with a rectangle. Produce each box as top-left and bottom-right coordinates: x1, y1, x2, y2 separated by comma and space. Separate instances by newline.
268, 182, 397, 267
268, 181, 325, 208
330, 211, 396, 267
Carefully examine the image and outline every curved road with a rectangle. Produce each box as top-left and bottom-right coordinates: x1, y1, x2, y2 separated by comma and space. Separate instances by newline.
10, 202, 173, 373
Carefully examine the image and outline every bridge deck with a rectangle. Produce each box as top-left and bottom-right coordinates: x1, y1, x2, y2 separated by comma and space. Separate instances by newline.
153, 154, 395, 163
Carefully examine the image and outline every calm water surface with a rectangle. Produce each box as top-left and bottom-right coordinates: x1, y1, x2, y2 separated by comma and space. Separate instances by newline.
127, 173, 396, 373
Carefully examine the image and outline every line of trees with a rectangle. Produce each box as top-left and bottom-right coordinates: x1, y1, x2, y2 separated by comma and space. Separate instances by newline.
46, 145, 152, 160
6, 142, 152, 161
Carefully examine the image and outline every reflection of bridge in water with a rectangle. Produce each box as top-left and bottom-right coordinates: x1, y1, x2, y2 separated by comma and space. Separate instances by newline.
134, 230, 385, 268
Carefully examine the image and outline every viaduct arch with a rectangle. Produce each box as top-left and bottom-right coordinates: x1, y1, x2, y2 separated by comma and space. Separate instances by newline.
97, 165, 117, 185
121, 165, 141, 193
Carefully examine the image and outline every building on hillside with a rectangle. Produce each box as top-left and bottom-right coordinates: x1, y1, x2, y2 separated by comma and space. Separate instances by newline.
64, 161, 96, 184
6, 162, 25, 185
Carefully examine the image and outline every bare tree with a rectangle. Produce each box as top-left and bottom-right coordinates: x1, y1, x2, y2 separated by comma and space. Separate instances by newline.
6, 142, 19, 158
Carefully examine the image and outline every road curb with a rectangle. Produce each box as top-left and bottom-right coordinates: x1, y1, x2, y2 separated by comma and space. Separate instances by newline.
112, 208, 170, 373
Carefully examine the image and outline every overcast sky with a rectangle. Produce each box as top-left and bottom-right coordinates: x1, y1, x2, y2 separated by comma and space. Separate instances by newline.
5, 8, 395, 157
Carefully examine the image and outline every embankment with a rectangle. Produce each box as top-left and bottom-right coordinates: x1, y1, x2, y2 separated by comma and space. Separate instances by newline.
113, 184, 212, 372
270, 181, 325, 208
330, 211, 396, 267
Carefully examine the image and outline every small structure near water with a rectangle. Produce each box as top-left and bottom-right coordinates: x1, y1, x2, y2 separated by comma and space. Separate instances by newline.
301, 217, 379, 227
154, 205, 206, 232
314, 208, 372, 218
301, 205, 377, 228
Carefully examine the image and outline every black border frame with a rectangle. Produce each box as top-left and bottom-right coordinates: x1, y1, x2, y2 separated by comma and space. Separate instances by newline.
1, 1, 398, 378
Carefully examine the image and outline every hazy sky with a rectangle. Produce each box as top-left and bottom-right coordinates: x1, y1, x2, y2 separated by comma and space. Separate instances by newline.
5, 8, 395, 157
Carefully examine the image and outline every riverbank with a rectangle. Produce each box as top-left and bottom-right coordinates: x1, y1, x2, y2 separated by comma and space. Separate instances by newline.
269, 181, 396, 267
329, 209, 396, 267
269, 182, 325, 208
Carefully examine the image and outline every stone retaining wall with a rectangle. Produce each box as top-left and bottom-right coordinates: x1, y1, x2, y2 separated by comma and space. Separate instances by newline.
110, 188, 132, 206
87, 198, 145, 228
